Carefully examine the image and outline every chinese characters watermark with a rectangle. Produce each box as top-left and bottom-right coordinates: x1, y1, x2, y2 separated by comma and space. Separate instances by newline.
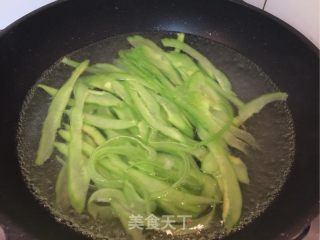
128, 214, 192, 230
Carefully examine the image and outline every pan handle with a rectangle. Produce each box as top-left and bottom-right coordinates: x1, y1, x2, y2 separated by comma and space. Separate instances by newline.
291, 216, 319, 240
291, 225, 311, 240
0, 226, 6, 240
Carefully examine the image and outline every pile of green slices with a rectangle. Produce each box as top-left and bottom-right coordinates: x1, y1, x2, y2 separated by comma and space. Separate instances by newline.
35, 33, 287, 240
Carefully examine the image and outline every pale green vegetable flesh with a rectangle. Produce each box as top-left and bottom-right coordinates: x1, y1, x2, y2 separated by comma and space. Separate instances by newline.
67, 83, 90, 213
35, 33, 288, 239
35, 60, 89, 165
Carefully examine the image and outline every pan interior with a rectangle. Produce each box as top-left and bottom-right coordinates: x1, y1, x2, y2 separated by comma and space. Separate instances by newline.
17, 32, 295, 240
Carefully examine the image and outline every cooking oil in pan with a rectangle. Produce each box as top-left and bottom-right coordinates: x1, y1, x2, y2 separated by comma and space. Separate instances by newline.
17, 32, 295, 240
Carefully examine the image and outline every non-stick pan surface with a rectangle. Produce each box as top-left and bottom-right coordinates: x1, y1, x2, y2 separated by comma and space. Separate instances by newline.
0, 0, 318, 240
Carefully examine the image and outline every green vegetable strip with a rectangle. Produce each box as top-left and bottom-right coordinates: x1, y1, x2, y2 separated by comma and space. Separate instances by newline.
38, 84, 57, 97
118, 49, 174, 91
155, 95, 193, 137
166, 52, 200, 82
35, 60, 89, 165
62, 57, 122, 74
82, 125, 106, 145
229, 155, 250, 184
123, 182, 156, 215
129, 82, 161, 117
88, 154, 124, 189
96, 156, 214, 211
149, 141, 201, 157
55, 155, 65, 166
203, 76, 244, 108
61, 57, 80, 68
207, 142, 242, 232
137, 121, 150, 141
140, 46, 183, 85
89, 141, 212, 205
229, 126, 260, 150
55, 164, 70, 210
38, 84, 122, 107
84, 113, 136, 129
113, 201, 146, 240
68, 82, 90, 213
161, 38, 232, 92
128, 170, 211, 215
87, 90, 123, 106
88, 188, 129, 216
54, 142, 68, 156
83, 75, 133, 104
112, 105, 136, 123
127, 35, 165, 54
201, 152, 220, 177
58, 129, 95, 157
224, 132, 249, 155
127, 35, 183, 85
129, 88, 189, 143
90, 63, 122, 74
103, 128, 130, 138
174, 33, 185, 53
171, 208, 215, 236
234, 92, 288, 126
83, 134, 96, 147
87, 189, 146, 240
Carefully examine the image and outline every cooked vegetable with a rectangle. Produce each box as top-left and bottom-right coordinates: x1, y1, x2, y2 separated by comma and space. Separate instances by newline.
35, 60, 89, 165
67, 82, 90, 213
35, 33, 288, 239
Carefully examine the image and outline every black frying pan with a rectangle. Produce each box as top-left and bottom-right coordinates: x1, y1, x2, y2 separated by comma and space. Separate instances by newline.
0, 0, 318, 240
